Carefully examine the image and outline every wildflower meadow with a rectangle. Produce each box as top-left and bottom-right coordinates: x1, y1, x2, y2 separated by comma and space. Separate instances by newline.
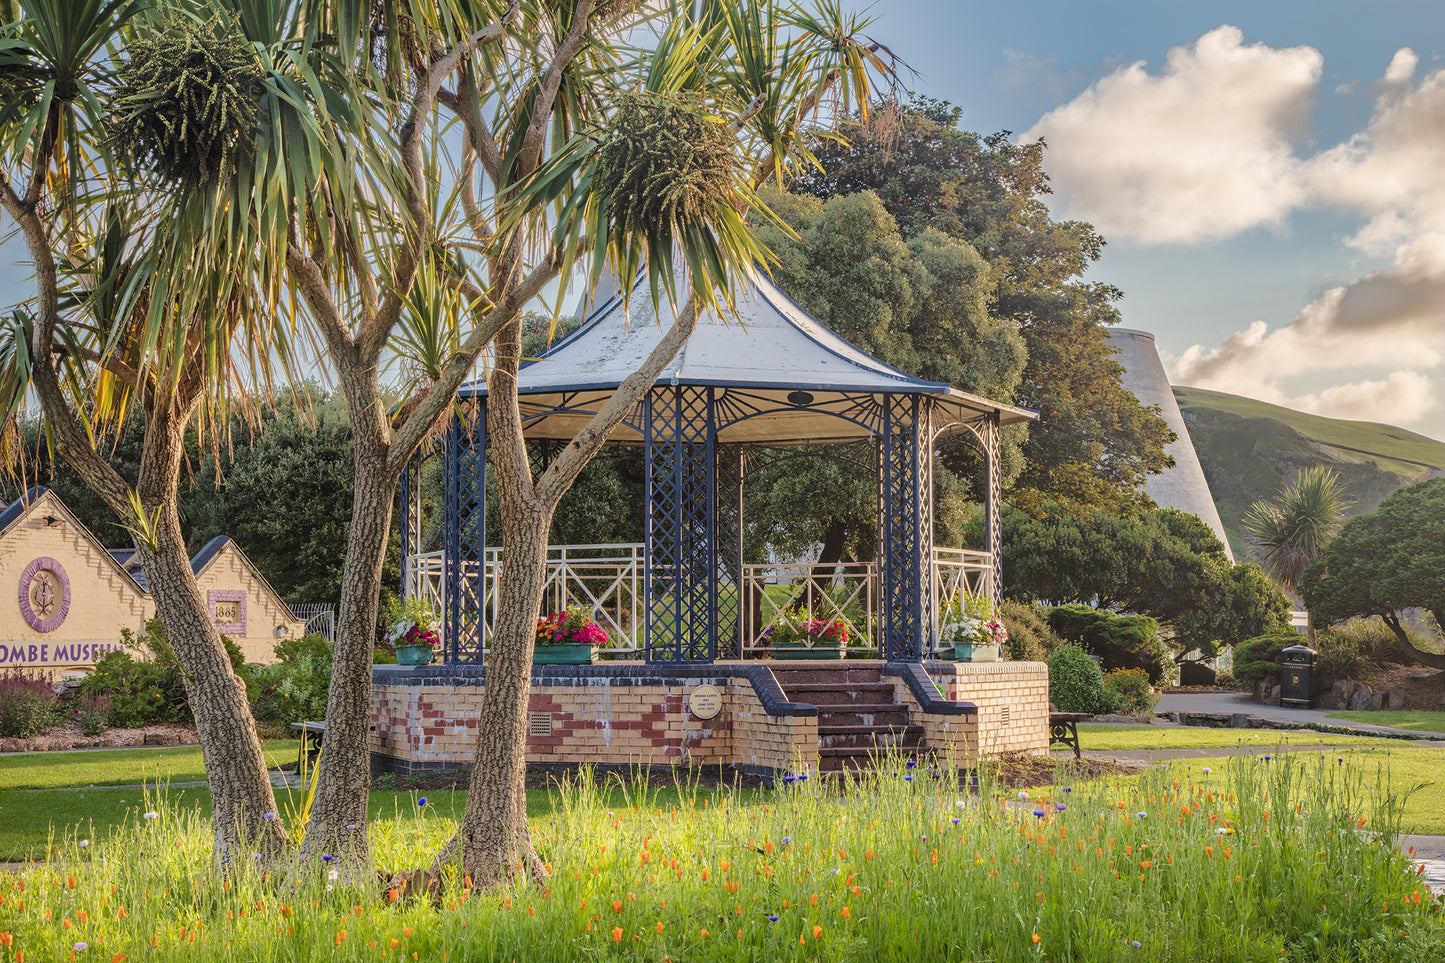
0, 752, 1440, 962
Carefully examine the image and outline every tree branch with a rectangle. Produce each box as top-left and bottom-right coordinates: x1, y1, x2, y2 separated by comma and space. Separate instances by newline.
285, 244, 358, 363
386, 253, 564, 470
359, 0, 522, 362
517, 0, 596, 175
537, 295, 697, 507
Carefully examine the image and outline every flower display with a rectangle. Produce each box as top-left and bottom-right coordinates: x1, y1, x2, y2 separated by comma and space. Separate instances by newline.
763, 606, 848, 647
937, 592, 1008, 648
385, 598, 440, 651
536, 605, 610, 647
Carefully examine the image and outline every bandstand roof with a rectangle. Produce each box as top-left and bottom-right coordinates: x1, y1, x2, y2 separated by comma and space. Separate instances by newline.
459, 270, 1036, 445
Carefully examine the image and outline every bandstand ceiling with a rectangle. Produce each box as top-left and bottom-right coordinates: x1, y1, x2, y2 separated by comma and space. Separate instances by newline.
459, 270, 1036, 446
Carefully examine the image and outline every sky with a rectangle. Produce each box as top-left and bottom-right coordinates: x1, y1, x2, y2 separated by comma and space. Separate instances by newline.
2, 2, 1443, 435
862, 0, 1445, 439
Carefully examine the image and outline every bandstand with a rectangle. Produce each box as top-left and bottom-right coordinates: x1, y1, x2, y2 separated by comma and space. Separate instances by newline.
399, 269, 1036, 665
370, 271, 1049, 778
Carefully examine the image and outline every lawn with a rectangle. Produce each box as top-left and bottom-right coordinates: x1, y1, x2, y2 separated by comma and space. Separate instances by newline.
1, 753, 1439, 962
1112, 744, 1445, 834
0, 739, 298, 791
1327, 710, 1445, 733
1075, 724, 1403, 752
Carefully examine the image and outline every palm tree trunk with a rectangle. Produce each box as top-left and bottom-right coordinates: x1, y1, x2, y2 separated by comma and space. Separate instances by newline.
303, 436, 397, 863
133, 402, 290, 864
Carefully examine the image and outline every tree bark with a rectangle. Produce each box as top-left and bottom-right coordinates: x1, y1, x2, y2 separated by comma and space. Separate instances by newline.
132, 399, 291, 864
302, 430, 397, 864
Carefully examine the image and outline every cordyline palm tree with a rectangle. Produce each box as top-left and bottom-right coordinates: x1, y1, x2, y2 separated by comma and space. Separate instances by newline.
0, 0, 350, 862
1243, 466, 1352, 597
254, 0, 895, 882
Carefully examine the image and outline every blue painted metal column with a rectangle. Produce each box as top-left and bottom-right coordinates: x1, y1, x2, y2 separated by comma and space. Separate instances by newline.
443, 403, 487, 664
643, 385, 717, 663
879, 395, 933, 662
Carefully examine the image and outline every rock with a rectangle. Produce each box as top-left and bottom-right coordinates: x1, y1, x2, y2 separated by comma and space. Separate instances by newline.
1264, 685, 1281, 707
1325, 680, 1356, 711
1386, 688, 1407, 710
1179, 662, 1217, 687
1229, 713, 1252, 728
1368, 691, 1386, 711
143, 732, 170, 746
1349, 688, 1374, 711
1091, 714, 1139, 724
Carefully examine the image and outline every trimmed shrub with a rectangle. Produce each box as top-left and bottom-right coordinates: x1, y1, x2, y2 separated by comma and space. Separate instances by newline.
998, 600, 1061, 662
1047, 643, 1119, 715
0, 671, 59, 737
1047, 605, 1169, 683
1233, 631, 1300, 688
249, 633, 333, 728
1104, 668, 1157, 720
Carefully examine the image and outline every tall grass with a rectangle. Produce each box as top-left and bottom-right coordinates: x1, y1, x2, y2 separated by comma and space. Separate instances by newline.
0, 753, 1438, 962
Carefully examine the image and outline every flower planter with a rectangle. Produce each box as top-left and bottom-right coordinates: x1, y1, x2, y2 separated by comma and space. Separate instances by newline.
773, 643, 843, 661
534, 642, 595, 665
395, 643, 434, 666
950, 641, 999, 663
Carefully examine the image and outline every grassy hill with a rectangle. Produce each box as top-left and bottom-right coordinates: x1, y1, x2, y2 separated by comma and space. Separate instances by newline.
1172, 386, 1445, 558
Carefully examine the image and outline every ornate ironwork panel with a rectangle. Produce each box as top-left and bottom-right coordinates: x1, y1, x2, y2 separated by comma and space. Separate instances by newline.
399, 456, 417, 597
644, 386, 716, 663
443, 405, 487, 664
879, 395, 932, 661
980, 412, 1003, 601
713, 444, 745, 659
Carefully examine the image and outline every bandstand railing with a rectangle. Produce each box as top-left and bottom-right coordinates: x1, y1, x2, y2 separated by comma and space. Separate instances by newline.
403, 543, 994, 661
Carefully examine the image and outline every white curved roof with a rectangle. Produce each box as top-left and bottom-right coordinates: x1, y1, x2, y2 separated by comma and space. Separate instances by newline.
461, 269, 1035, 445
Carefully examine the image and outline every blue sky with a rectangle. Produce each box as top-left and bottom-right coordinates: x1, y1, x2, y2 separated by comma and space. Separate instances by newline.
865, 0, 1445, 438
3, 2, 1444, 436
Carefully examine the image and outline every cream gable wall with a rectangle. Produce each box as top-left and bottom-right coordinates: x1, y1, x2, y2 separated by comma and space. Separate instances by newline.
193, 542, 305, 664
0, 491, 152, 672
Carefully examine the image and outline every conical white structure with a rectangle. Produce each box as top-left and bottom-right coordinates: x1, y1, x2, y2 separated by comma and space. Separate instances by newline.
1108, 328, 1234, 560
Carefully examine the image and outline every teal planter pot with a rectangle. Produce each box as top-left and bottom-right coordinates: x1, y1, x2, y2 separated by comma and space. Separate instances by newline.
773, 643, 843, 661
534, 642, 595, 665
950, 642, 999, 663
395, 643, 434, 666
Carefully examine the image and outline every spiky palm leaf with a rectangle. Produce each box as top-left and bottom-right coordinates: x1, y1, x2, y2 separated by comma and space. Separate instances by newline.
1243, 466, 1353, 594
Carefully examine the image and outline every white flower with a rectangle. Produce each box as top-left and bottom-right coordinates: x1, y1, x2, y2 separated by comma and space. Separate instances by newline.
1201, 767, 1212, 774
1017, 791, 1029, 801
328, 869, 339, 881
78, 839, 89, 848
143, 812, 158, 820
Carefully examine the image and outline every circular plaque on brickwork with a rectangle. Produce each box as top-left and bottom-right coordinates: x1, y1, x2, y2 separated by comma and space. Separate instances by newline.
688, 684, 722, 720
19, 556, 70, 633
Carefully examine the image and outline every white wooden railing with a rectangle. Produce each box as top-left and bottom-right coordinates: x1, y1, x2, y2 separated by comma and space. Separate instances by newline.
404, 543, 994, 658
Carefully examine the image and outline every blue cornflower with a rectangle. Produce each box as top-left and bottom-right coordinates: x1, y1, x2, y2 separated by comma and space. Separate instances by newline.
1055, 802, 1067, 812
322, 854, 333, 862
417, 797, 428, 807
768, 915, 779, 923
1033, 809, 1046, 818
781, 837, 791, 846
1136, 812, 1147, 819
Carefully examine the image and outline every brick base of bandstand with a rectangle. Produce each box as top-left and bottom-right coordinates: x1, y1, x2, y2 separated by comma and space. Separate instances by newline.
369, 660, 1049, 778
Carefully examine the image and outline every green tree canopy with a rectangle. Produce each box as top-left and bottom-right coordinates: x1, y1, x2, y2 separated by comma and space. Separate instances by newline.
792, 98, 1174, 512
1301, 477, 1445, 668
987, 502, 1290, 662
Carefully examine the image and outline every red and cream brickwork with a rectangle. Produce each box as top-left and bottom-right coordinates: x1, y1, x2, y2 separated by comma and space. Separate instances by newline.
369, 661, 1048, 777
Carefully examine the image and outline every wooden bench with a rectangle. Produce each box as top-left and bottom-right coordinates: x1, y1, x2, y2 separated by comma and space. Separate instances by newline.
1049, 712, 1091, 759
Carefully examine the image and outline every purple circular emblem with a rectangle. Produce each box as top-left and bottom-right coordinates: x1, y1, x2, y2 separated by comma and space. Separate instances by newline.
19, 557, 70, 633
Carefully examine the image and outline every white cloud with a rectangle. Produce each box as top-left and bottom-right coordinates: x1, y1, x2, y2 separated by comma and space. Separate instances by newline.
1035, 33, 1445, 428
1021, 26, 1321, 243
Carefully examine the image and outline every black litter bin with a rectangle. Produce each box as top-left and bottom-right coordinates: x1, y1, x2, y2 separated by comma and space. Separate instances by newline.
1279, 645, 1317, 709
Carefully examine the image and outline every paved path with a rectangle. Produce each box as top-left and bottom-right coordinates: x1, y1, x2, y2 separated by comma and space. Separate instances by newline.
1155, 691, 1445, 740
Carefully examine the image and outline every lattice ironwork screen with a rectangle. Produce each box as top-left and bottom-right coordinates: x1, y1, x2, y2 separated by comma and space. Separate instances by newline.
443, 406, 487, 663
879, 395, 932, 661
644, 386, 716, 663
